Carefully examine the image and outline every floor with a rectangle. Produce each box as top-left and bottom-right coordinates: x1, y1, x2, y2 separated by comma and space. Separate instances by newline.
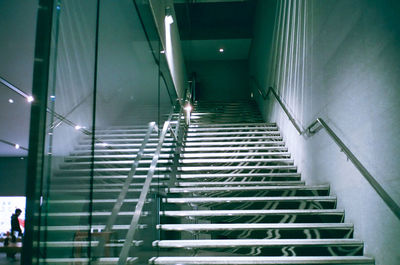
0, 253, 20, 265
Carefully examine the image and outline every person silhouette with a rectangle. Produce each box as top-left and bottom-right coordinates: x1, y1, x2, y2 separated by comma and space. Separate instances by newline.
11, 208, 22, 242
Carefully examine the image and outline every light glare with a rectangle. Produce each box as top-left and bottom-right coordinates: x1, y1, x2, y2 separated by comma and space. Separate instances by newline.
27, 96, 34, 102
8, 99, 14, 103
219, 48, 224, 53
15, 144, 20, 149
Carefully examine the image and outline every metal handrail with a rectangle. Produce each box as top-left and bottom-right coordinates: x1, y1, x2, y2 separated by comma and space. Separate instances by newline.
117, 109, 179, 265
250, 76, 400, 220
92, 122, 157, 261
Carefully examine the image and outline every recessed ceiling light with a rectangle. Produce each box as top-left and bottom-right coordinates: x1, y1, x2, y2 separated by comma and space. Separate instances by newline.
8, 99, 14, 103
219, 48, 224, 53
27, 96, 34, 102
15, 144, 20, 149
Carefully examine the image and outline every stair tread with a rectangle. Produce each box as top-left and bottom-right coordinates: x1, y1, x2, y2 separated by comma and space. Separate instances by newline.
176, 181, 304, 186
161, 209, 343, 216
181, 152, 291, 158
179, 158, 294, 163
157, 223, 353, 231
177, 165, 297, 171
153, 238, 364, 248
163, 195, 336, 203
41, 257, 137, 264
149, 256, 374, 264
167, 185, 328, 193
177, 173, 301, 179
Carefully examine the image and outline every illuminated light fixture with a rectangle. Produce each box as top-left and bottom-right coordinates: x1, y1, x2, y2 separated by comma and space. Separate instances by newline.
250, 92, 254, 98
165, 6, 174, 24
184, 104, 192, 112
27, 96, 34, 103
74, 125, 82, 130
219, 48, 224, 53
15, 144, 20, 149
8, 99, 14, 103
50, 95, 56, 99
160, 50, 165, 54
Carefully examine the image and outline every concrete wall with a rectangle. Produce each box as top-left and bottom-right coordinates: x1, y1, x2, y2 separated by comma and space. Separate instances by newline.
188, 60, 250, 102
250, 0, 400, 264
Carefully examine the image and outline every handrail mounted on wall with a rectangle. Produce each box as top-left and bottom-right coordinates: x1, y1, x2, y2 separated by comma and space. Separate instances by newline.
250, 76, 400, 220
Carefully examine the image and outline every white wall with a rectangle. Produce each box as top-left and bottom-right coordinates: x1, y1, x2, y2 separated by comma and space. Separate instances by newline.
149, 0, 188, 100
250, 0, 400, 264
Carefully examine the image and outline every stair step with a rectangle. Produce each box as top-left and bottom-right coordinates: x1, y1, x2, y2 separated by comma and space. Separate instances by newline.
55, 167, 170, 174
167, 185, 328, 193
157, 223, 353, 231
184, 141, 285, 147
152, 238, 363, 248
181, 152, 291, 158
188, 127, 278, 132
179, 158, 294, 164
40, 241, 133, 247
70, 148, 175, 155
185, 136, 283, 141
183, 146, 288, 152
60, 159, 172, 168
46, 211, 145, 217
149, 256, 374, 265
44, 224, 136, 231
161, 209, 343, 217
175, 181, 304, 186
40, 257, 137, 264
187, 132, 280, 137
54, 174, 169, 182
177, 165, 297, 171
65, 154, 174, 161
177, 173, 301, 179
189, 123, 276, 128
48, 198, 149, 204
163, 196, 336, 204
76, 142, 175, 148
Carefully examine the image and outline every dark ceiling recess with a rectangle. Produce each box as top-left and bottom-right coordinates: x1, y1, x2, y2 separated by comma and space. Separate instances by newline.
174, 0, 256, 40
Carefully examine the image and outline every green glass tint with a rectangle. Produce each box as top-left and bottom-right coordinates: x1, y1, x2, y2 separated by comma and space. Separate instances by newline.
30, 0, 178, 264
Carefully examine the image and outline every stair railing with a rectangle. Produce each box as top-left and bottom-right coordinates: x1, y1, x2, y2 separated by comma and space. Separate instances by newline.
116, 102, 186, 265
91, 121, 157, 262
250, 76, 400, 220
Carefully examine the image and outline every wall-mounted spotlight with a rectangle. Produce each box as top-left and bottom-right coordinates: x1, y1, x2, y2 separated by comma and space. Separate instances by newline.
165, 6, 174, 24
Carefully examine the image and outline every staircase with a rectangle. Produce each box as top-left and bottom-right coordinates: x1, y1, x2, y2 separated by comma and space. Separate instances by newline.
150, 101, 375, 265
39, 101, 374, 264
40, 123, 175, 264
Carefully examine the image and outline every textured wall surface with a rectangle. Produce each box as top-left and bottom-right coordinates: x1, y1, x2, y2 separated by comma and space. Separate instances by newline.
250, 0, 400, 264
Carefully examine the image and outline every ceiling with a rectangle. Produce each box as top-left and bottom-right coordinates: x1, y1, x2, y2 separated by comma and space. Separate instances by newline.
0, 0, 257, 156
0, 0, 37, 157
174, 0, 256, 61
